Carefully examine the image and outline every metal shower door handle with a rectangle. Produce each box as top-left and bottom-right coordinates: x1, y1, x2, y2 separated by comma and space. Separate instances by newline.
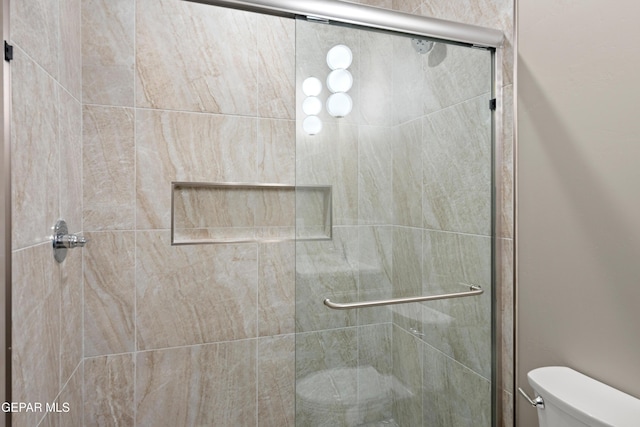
323, 285, 483, 310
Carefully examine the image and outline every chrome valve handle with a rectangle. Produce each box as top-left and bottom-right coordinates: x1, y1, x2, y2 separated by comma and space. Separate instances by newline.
54, 233, 87, 249
52, 220, 88, 263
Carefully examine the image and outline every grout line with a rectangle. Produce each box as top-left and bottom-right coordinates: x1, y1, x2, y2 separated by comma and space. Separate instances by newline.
255, 242, 260, 426
81, 103, 295, 122
80, 0, 85, 423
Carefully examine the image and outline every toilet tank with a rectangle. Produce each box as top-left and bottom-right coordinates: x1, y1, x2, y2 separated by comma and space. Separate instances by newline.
528, 366, 640, 427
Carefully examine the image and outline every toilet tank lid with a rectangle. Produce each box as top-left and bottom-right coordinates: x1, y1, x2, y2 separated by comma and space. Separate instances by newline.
528, 366, 640, 427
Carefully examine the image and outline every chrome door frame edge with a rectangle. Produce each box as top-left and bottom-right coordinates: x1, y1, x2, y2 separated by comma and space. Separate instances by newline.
184, 0, 504, 48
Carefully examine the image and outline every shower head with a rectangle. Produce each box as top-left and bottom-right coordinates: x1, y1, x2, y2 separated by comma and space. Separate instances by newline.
411, 38, 435, 54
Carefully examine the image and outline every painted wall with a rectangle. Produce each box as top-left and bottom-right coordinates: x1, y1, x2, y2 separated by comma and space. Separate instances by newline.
517, 0, 640, 425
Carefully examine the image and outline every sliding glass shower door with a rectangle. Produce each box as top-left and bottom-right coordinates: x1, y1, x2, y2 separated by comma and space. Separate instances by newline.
295, 18, 494, 426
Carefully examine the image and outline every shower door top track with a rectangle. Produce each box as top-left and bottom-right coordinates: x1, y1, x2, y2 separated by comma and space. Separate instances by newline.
183, 0, 504, 48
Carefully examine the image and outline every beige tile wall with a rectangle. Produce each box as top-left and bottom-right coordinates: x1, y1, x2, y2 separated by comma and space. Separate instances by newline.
10, 0, 84, 424
80, 0, 297, 425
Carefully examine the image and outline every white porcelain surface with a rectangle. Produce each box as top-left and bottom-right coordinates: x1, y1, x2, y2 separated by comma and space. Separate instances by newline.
528, 367, 640, 427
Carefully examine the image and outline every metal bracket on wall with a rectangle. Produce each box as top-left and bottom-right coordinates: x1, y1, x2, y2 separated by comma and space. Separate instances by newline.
4, 41, 12, 62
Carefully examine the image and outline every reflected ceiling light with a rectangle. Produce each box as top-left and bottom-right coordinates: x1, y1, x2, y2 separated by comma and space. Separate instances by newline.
326, 93, 353, 118
303, 116, 323, 135
326, 44, 352, 70
326, 69, 353, 93
302, 77, 322, 96
302, 96, 322, 115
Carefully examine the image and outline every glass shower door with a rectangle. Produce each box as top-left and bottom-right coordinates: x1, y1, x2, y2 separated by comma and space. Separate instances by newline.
295, 18, 494, 427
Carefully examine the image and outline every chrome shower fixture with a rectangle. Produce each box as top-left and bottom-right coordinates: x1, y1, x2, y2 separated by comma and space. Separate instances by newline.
411, 38, 435, 54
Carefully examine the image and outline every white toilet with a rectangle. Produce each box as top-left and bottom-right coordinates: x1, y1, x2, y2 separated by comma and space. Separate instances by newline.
526, 366, 640, 427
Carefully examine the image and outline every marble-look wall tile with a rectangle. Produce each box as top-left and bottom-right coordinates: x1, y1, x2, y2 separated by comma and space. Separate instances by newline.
84, 231, 135, 356
136, 109, 257, 229
391, 227, 423, 333
353, 0, 394, 10
11, 0, 60, 79
358, 324, 393, 424
392, 36, 424, 125
502, 390, 514, 427
500, 238, 514, 394
82, 0, 134, 106
41, 363, 83, 427
259, 242, 295, 337
295, 328, 358, 380
59, 88, 83, 231
421, 230, 492, 379
295, 328, 358, 426
257, 16, 295, 119
295, 227, 359, 332
60, 247, 83, 384
392, 120, 422, 227
136, 0, 257, 114
258, 335, 295, 427
172, 185, 295, 241
254, 187, 296, 228
11, 49, 60, 249
359, 126, 393, 225
12, 244, 61, 427
84, 354, 134, 427
60, 0, 82, 100
258, 118, 296, 184
83, 105, 135, 230
172, 187, 252, 231
296, 122, 359, 225
500, 84, 515, 239
422, 94, 492, 236
419, 0, 514, 85
136, 341, 257, 426
358, 226, 393, 326
422, 343, 491, 427
359, 31, 394, 126
421, 43, 492, 115
136, 231, 258, 349
393, 0, 423, 13
392, 326, 423, 427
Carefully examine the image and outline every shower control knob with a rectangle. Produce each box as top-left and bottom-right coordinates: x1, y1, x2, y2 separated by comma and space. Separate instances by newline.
52, 219, 88, 263
54, 233, 87, 249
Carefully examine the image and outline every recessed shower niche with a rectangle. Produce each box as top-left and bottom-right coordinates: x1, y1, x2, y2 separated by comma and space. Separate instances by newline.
171, 182, 332, 245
